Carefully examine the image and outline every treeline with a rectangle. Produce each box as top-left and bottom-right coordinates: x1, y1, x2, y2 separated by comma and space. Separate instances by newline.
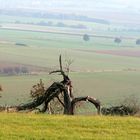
0, 9, 110, 25
0, 66, 29, 75
15, 20, 87, 29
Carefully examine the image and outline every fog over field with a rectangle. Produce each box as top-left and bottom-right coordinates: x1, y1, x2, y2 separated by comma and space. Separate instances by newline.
0, 0, 140, 26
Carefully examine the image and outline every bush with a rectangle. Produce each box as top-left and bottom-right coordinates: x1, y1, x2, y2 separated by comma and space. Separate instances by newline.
121, 95, 140, 115
101, 95, 140, 116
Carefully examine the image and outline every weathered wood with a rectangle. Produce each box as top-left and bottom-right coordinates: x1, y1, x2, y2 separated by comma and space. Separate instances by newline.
49, 55, 74, 101
71, 96, 101, 115
17, 82, 71, 114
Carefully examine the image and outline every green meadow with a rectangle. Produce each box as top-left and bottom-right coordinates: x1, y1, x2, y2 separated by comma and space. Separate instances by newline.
1, 71, 140, 106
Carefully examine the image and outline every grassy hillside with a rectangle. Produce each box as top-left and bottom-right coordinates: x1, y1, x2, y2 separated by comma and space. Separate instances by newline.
0, 113, 140, 140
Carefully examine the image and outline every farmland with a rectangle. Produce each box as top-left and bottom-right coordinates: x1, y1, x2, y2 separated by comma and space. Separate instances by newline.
0, 15, 140, 107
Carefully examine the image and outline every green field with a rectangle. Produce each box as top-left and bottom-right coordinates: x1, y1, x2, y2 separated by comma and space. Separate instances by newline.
0, 15, 140, 107
0, 113, 140, 140
1, 71, 140, 106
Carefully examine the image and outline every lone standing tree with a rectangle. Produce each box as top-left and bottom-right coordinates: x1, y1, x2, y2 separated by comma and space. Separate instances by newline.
83, 34, 90, 41
114, 37, 122, 45
136, 39, 140, 45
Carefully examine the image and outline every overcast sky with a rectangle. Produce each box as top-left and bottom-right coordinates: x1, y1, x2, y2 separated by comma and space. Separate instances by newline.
0, 0, 140, 8
0, 0, 139, 26
0, 0, 140, 15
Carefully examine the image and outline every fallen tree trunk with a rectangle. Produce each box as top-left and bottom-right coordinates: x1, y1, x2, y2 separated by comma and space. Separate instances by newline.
17, 82, 71, 114
16, 83, 101, 115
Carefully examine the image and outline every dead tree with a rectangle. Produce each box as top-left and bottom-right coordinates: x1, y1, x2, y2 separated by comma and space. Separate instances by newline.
71, 96, 100, 115
49, 55, 74, 101
17, 82, 71, 114
12, 55, 100, 115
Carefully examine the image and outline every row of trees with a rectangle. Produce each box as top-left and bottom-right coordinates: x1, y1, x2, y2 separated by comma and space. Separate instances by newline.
114, 38, 140, 45
0, 67, 29, 75
83, 34, 140, 45
15, 20, 87, 29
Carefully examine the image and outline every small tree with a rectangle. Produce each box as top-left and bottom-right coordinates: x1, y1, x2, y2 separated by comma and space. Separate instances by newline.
136, 39, 140, 45
114, 37, 122, 44
65, 56, 74, 74
83, 34, 90, 41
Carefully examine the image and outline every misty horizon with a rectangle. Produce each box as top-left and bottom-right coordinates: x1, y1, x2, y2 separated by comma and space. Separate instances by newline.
0, 0, 140, 28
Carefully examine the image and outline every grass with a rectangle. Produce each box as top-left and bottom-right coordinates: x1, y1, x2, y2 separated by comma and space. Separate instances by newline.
0, 35, 140, 70
1, 71, 140, 106
0, 113, 139, 140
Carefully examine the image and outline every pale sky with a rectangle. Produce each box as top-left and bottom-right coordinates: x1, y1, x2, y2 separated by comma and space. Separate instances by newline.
0, 0, 140, 11
100, 0, 140, 8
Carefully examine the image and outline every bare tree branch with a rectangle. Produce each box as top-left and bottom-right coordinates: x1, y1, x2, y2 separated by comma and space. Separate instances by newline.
56, 95, 65, 107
